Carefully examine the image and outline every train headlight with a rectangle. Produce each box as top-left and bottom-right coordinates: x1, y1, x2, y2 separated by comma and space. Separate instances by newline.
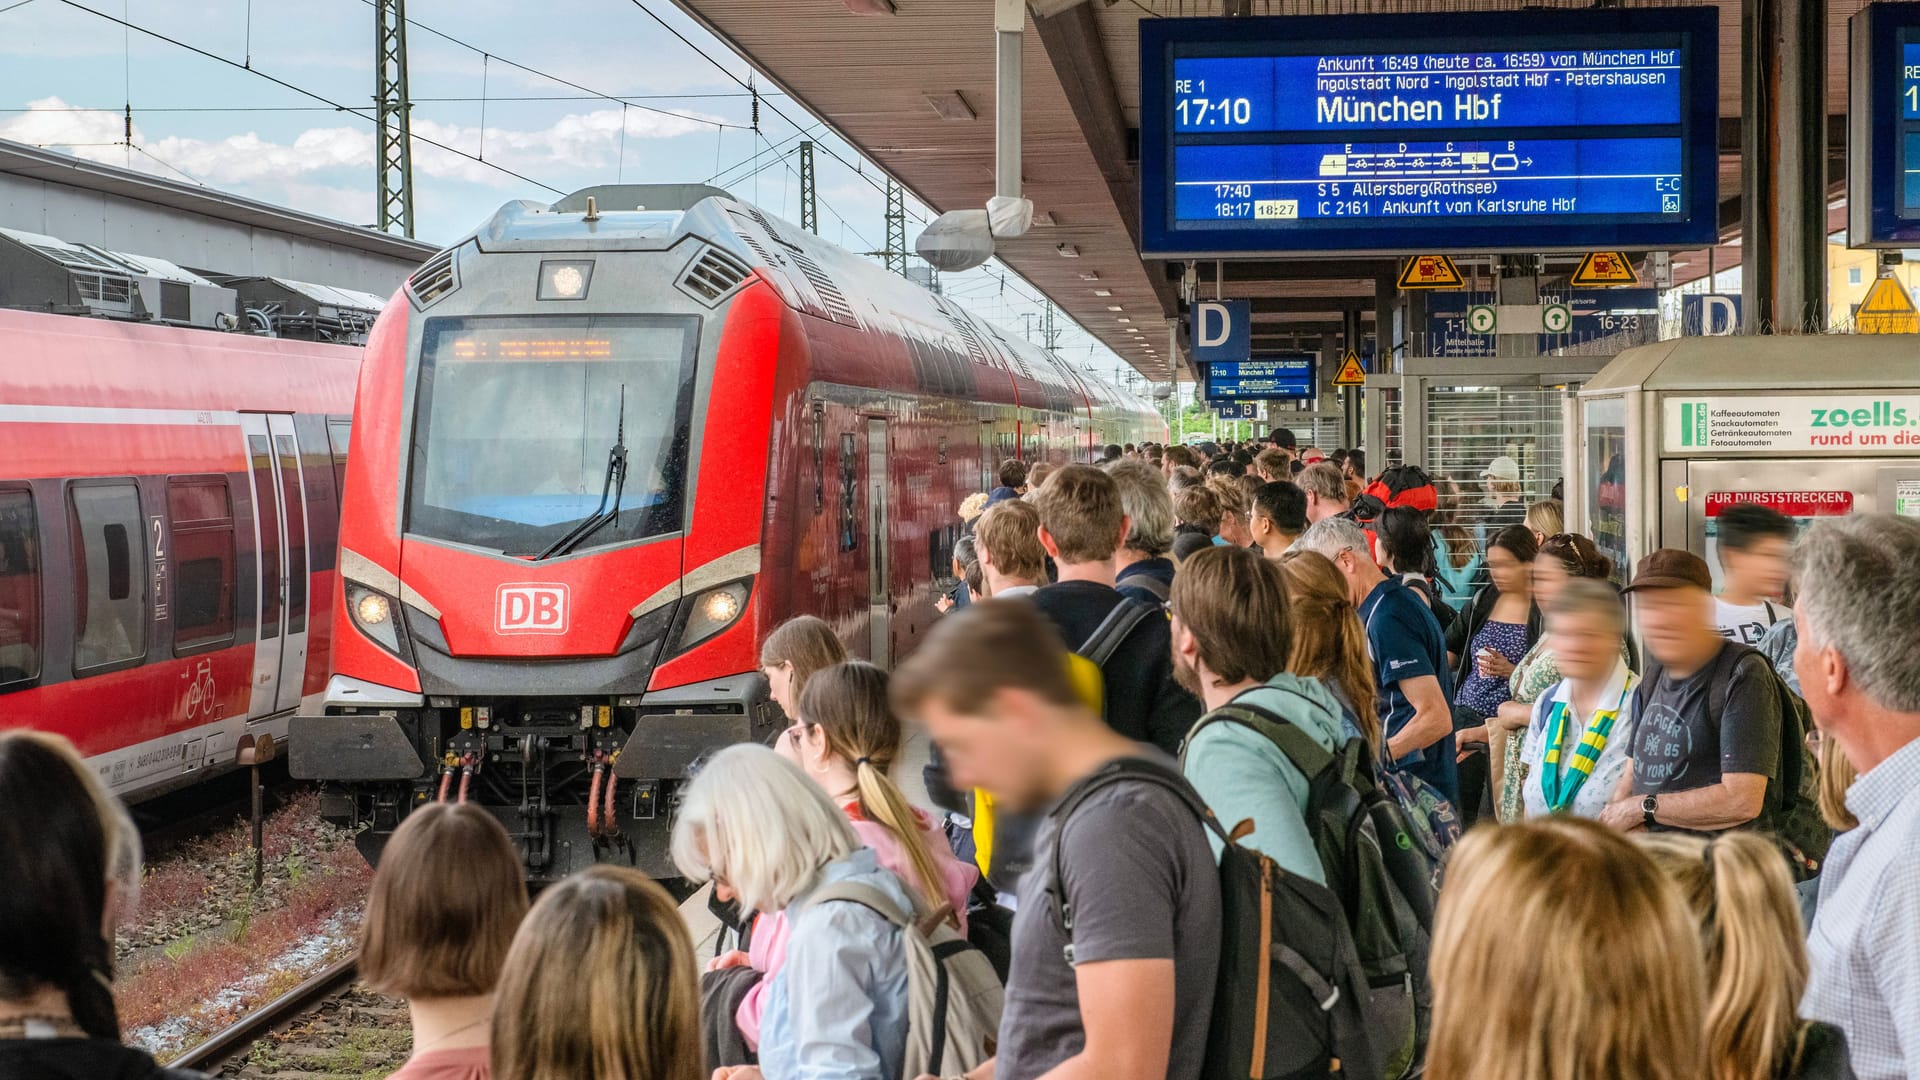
678, 579, 751, 651
537, 260, 594, 301
703, 589, 741, 624
346, 582, 405, 657
355, 591, 391, 627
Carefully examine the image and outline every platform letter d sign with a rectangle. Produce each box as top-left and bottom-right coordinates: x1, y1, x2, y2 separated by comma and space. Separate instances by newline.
1190, 299, 1250, 363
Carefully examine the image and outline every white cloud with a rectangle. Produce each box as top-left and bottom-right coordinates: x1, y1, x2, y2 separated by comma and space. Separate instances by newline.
0, 96, 722, 190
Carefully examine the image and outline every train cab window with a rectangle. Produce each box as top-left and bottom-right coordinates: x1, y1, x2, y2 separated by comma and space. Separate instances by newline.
69, 482, 147, 674
327, 417, 352, 499
0, 489, 41, 689
408, 315, 700, 557
168, 477, 236, 652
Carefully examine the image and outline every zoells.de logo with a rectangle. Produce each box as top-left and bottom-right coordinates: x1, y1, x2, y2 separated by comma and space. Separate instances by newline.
497, 583, 569, 634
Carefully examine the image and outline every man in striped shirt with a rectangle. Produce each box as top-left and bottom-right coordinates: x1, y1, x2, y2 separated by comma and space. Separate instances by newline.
1797, 515, 1920, 1080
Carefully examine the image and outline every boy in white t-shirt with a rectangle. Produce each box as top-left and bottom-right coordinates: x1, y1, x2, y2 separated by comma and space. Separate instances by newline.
1712, 503, 1796, 645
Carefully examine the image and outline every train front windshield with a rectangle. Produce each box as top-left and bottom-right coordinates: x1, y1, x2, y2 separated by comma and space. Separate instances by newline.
408, 315, 699, 556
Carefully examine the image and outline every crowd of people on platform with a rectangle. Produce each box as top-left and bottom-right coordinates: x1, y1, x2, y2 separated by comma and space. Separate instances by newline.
9, 431, 1920, 1080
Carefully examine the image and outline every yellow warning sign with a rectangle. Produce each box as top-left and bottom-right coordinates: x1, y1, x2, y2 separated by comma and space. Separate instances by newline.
1571, 251, 1640, 287
1332, 350, 1367, 388
1858, 276, 1920, 335
1397, 254, 1464, 291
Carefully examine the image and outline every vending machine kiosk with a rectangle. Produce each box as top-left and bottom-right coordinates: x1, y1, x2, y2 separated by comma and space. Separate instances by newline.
1567, 336, 1920, 587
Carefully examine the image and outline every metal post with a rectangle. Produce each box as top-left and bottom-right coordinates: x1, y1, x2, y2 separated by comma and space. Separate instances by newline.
373, 0, 415, 238
884, 179, 906, 275
1343, 308, 1363, 450
250, 762, 264, 891
798, 141, 818, 234
994, 0, 1023, 201
1740, 0, 1824, 332
237, 734, 275, 893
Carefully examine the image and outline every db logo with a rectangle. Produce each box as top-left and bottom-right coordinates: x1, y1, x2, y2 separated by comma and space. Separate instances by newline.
497, 584, 569, 635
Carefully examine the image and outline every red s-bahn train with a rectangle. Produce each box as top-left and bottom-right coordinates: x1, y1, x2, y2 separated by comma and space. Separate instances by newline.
289, 184, 1165, 879
0, 308, 359, 798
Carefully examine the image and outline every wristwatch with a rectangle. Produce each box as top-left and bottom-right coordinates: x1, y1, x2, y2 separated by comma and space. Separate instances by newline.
1642, 793, 1659, 828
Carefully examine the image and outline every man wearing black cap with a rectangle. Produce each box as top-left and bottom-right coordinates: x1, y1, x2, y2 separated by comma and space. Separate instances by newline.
1599, 548, 1783, 835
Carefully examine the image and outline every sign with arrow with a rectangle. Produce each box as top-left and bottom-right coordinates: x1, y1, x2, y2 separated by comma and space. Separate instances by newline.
1331, 350, 1368, 388
1571, 251, 1641, 287
1857, 277, 1920, 335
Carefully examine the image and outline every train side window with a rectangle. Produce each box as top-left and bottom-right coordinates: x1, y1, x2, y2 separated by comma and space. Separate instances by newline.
839, 433, 858, 552
327, 417, 352, 499
0, 489, 41, 689
69, 482, 147, 675
168, 477, 236, 653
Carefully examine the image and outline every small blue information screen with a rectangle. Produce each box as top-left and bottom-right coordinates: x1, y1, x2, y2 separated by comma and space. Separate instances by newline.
1204, 357, 1317, 400
1140, 9, 1720, 257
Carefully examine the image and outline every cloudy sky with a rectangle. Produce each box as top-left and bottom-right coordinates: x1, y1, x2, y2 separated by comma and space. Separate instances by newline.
0, 0, 1138, 381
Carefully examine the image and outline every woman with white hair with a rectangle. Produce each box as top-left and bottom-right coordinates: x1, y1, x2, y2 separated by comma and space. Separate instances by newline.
673, 744, 913, 1080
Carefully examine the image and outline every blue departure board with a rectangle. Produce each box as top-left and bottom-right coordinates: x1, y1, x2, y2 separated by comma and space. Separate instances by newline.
1850, 4, 1920, 246
1140, 9, 1720, 257
1204, 357, 1317, 400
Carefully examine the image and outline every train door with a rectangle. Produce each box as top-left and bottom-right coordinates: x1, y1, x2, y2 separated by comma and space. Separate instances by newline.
867, 417, 890, 667
239, 414, 313, 717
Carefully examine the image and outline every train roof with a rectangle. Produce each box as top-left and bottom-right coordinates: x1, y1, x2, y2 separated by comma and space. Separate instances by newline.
452, 186, 1159, 420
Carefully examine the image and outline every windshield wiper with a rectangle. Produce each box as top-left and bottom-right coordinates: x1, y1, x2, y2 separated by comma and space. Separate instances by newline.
536, 385, 628, 560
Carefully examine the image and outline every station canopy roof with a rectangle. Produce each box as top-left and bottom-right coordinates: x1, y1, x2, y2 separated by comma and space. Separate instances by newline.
669, 0, 1864, 378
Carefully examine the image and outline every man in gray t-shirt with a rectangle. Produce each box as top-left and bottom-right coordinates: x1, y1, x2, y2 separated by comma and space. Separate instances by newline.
997, 767, 1221, 1080
893, 598, 1223, 1080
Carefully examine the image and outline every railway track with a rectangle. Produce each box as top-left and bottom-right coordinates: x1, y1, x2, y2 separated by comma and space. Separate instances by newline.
167, 955, 407, 1078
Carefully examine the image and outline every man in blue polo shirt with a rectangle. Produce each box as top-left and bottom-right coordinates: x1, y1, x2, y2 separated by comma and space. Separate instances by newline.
1301, 516, 1459, 802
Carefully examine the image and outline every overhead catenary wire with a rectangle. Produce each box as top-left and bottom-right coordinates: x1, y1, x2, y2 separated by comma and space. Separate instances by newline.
345, 0, 751, 131
610, 0, 1121, 363
48, 0, 570, 196
621, 0, 930, 225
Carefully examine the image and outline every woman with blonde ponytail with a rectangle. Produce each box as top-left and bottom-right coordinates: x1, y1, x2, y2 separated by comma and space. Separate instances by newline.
712, 662, 977, 1056
1640, 832, 1856, 1080
793, 662, 976, 926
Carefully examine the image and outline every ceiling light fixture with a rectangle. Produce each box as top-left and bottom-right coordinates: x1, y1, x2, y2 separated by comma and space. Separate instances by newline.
924, 90, 975, 120
1056, 243, 1080, 257
1092, 288, 1112, 297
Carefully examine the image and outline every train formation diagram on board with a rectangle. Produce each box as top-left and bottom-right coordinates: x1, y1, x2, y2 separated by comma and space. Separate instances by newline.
0, 307, 359, 800
283, 184, 1166, 880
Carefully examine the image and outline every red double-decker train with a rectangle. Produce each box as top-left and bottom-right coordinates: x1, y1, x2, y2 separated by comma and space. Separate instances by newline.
289, 185, 1164, 879
0, 308, 358, 799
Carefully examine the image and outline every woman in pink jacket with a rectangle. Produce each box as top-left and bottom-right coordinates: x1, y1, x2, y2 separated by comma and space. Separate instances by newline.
715, 660, 977, 1051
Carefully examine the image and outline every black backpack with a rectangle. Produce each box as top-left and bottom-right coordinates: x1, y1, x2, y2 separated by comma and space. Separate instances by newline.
1193, 704, 1437, 1080
1046, 757, 1383, 1080
1707, 646, 1829, 876
1640, 644, 1830, 877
